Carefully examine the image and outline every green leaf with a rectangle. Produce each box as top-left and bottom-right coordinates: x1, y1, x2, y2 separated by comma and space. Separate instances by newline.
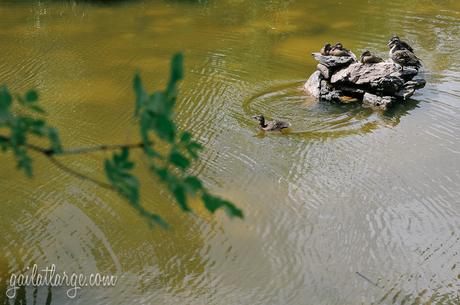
170, 183, 189, 212
186, 141, 203, 159
148, 214, 169, 229
10, 119, 27, 148
140, 112, 157, 157
29, 119, 46, 136
184, 176, 203, 193
114, 147, 129, 165
0, 86, 12, 112
222, 202, 244, 219
166, 53, 184, 96
16, 148, 32, 177
0, 136, 9, 152
146, 92, 170, 116
105, 153, 140, 207
48, 127, 62, 153
153, 115, 176, 143
151, 165, 169, 182
133, 73, 147, 116
202, 193, 243, 218
138, 209, 169, 229
180, 132, 192, 144
25, 90, 38, 103
169, 150, 190, 170
202, 192, 221, 213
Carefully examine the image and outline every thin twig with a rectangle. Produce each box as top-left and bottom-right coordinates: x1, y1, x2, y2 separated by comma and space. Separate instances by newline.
0, 134, 148, 189
54, 141, 150, 155
355, 271, 380, 288
48, 156, 113, 189
0, 135, 152, 156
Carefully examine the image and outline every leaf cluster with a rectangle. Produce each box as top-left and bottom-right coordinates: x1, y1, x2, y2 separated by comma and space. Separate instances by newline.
0, 53, 243, 228
106, 53, 243, 226
0, 87, 61, 176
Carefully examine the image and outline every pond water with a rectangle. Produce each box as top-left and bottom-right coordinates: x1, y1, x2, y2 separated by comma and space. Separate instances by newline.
1, 0, 460, 304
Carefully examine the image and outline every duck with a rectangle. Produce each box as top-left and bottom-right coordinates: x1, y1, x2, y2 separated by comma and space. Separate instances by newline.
388, 35, 414, 53
360, 50, 384, 64
329, 42, 352, 57
252, 115, 291, 131
389, 41, 421, 71
320, 43, 332, 56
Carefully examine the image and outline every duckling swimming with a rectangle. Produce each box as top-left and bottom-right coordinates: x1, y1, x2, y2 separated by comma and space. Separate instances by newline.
388, 35, 414, 53
360, 50, 383, 64
390, 41, 421, 71
320, 43, 332, 56
329, 42, 352, 57
252, 115, 290, 131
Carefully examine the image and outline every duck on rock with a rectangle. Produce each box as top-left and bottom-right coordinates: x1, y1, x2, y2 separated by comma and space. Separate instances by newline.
360, 50, 383, 64
388, 35, 414, 54
329, 43, 352, 57
320, 43, 332, 56
389, 40, 421, 71
252, 115, 291, 132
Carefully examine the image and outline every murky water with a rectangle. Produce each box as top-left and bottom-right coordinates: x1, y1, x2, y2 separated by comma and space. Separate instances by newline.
1, 0, 460, 304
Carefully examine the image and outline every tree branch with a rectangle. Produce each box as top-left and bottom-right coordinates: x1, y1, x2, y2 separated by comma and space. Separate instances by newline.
0, 135, 152, 156
0, 134, 150, 190
47, 156, 113, 189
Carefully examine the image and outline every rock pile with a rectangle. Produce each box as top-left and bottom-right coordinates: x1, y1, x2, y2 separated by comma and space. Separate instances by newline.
304, 47, 426, 110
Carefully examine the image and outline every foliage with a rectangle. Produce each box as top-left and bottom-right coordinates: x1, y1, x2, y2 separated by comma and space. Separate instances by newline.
0, 53, 243, 228
0, 86, 61, 177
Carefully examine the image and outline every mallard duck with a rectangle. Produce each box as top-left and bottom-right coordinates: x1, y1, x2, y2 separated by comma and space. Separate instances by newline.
320, 43, 332, 56
252, 115, 290, 131
329, 42, 352, 57
388, 35, 414, 53
360, 50, 383, 64
390, 41, 421, 71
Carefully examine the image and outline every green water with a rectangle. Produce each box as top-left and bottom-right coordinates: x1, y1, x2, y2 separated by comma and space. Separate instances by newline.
1, 0, 460, 304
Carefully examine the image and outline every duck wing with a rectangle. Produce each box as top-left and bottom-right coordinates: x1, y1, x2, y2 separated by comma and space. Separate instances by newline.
400, 41, 414, 53
264, 120, 291, 131
392, 50, 421, 68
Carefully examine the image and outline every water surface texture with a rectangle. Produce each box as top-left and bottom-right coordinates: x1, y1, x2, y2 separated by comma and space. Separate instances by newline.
1, 0, 460, 304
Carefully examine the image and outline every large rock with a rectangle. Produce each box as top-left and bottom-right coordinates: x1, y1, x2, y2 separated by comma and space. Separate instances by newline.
371, 75, 404, 95
331, 62, 402, 85
304, 47, 426, 110
362, 93, 395, 110
317, 64, 331, 80
304, 70, 321, 98
319, 80, 342, 102
312, 53, 356, 69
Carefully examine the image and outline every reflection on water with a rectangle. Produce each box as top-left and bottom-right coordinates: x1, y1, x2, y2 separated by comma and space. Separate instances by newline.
1, 0, 460, 304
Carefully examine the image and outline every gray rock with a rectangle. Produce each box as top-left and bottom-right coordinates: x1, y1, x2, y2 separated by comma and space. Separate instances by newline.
303, 70, 321, 98
404, 79, 426, 89
317, 64, 331, 80
362, 93, 395, 110
371, 75, 405, 95
390, 66, 419, 80
312, 53, 356, 69
331, 62, 405, 85
319, 80, 343, 102
335, 84, 365, 96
